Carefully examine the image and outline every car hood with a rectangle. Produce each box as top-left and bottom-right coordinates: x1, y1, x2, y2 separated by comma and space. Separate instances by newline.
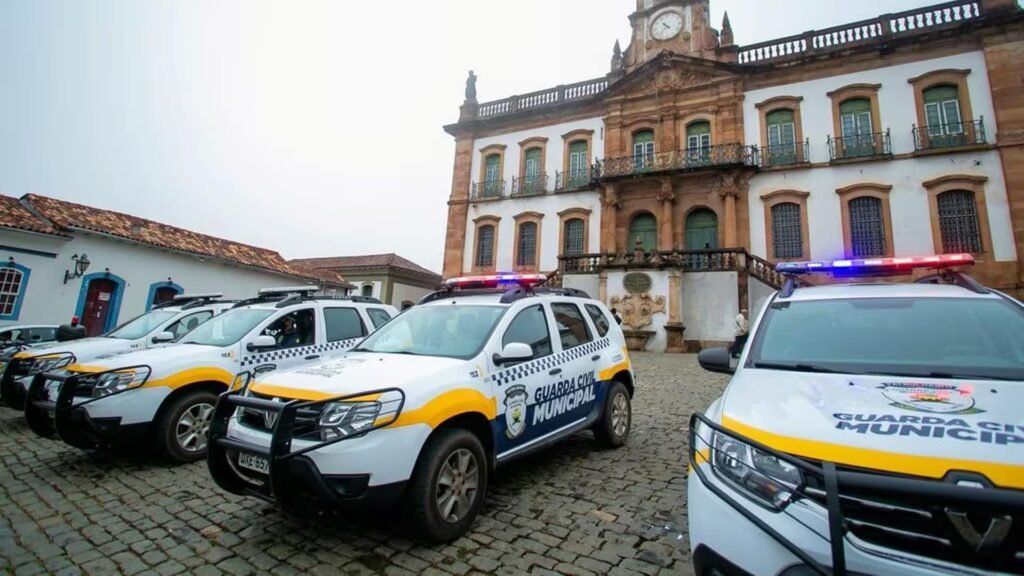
69, 344, 217, 372
14, 337, 132, 362
719, 369, 1024, 489
249, 353, 466, 401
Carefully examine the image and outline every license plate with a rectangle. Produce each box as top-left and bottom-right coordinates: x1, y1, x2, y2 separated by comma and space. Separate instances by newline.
237, 452, 270, 474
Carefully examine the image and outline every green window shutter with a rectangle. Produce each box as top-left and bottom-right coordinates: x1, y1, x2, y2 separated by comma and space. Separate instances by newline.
765, 109, 794, 125
686, 122, 712, 153
525, 148, 542, 179
633, 130, 654, 145
485, 154, 500, 182
633, 130, 655, 167
569, 141, 588, 179
923, 85, 959, 103
766, 110, 795, 146
686, 121, 711, 136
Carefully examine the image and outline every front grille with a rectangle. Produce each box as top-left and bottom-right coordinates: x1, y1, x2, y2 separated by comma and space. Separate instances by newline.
237, 394, 322, 439
9, 358, 31, 377
803, 476, 1023, 572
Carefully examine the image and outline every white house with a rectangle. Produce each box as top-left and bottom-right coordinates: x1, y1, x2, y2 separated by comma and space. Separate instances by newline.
0, 194, 351, 335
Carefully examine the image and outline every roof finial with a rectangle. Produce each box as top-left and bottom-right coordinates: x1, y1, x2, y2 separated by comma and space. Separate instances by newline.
720, 11, 734, 47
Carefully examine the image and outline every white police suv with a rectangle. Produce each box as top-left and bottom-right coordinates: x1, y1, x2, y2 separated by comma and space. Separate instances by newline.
24, 287, 398, 463
207, 274, 636, 541
0, 294, 234, 411
688, 254, 1024, 576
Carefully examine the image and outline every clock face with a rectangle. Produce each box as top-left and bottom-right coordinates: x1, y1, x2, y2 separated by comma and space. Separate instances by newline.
651, 11, 684, 41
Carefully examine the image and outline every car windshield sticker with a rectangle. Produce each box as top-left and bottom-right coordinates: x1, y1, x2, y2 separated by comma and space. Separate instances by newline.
533, 370, 597, 426
833, 413, 1024, 446
879, 382, 983, 415
504, 385, 528, 439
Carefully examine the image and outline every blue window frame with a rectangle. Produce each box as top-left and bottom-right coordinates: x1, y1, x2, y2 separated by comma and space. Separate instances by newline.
0, 263, 31, 321
146, 281, 184, 311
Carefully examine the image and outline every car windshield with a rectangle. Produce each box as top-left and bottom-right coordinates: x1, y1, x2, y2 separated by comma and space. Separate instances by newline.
107, 311, 179, 340
180, 308, 275, 347
748, 296, 1024, 381
353, 304, 507, 359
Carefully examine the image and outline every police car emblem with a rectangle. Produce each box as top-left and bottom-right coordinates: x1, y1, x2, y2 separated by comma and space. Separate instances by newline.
503, 385, 529, 440
879, 382, 984, 415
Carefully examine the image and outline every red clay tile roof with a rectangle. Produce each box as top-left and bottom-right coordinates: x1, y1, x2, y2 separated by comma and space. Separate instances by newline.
0, 195, 67, 237
23, 194, 349, 286
290, 253, 440, 280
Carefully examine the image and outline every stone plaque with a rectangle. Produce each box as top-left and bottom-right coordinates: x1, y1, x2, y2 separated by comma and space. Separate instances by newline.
623, 272, 652, 294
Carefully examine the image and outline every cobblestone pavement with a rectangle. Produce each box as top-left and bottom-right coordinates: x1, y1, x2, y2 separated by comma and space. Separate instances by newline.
0, 353, 728, 576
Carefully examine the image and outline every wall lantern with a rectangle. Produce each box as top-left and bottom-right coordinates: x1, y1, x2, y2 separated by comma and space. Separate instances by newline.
63, 253, 91, 284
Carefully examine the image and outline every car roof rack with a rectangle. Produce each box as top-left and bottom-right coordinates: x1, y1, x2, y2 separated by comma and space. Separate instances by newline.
153, 293, 237, 310
775, 254, 985, 299
231, 291, 384, 309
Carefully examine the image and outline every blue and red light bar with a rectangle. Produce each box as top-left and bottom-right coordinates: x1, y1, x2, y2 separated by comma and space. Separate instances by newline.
444, 273, 548, 289
776, 253, 974, 275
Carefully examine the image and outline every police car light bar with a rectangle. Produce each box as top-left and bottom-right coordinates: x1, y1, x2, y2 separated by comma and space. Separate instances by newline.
776, 253, 974, 275
257, 286, 319, 296
172, 292, 223, 301
445, 273, 548, 289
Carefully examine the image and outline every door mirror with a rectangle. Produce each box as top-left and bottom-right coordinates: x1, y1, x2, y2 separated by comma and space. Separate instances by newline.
151, 331, 175, 344
697, 347, 734, 375
246, 334, 277, 352
493, 342, 533, 366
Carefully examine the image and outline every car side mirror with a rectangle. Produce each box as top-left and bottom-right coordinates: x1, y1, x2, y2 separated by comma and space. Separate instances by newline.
697, 347, 734, 375
151, 331, 175, 344
246, 334, 277, 352
493, 342, 533, 366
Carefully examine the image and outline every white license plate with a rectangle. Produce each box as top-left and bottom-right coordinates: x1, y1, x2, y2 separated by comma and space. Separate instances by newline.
237, 452, 270, 474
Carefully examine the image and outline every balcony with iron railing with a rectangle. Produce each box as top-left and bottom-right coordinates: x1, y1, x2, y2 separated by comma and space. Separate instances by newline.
470, 180, 507, 200
913, 118, 987, 151
594, 144, 759, 181
758, 140, 811, 168
558, 249, 789, 289
827, 130, 893, 162
555, 168, 594, 191
511, 174, 549, 197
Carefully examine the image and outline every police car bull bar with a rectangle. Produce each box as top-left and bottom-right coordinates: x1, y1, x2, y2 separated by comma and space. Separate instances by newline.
23, 364, 153, 443
207, 374, 406, 511
688, 412, 1024, 576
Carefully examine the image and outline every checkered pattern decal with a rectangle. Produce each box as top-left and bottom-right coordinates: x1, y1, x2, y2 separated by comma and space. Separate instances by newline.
239, 338, 361, 367
487, 337, 611, 387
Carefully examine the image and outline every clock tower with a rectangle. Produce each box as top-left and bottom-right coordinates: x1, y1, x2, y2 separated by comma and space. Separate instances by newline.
621, 0, 726, 73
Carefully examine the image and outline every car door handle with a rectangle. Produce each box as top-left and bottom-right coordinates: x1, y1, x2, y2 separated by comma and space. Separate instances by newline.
549, 368, 562, 376
591, 355, 601, 361
305, 354, 320, 360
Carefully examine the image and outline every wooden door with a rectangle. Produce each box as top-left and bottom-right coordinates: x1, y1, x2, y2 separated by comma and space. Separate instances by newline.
83, 279, 117, 336
686, 209, 719, 250
152, 286, 179, 308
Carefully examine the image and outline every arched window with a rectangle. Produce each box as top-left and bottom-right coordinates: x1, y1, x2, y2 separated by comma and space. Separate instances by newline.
839, 98, 874, 157
632, 130, 655, 169
568, 141, 589, 186
516, 222, 538, 267
361, 284, 374, 298
476, 225, 495, 268
848, 196, 886, 257
0, 263, 30, 321
765, 109, 796, 165
685, 209, 718, 250
936, 190, 982, 254
770, 203, 803, 259
924, 85, 964, 146
483, 154, 502, 196
563, 218, 585, 256
629, 213, 658, 252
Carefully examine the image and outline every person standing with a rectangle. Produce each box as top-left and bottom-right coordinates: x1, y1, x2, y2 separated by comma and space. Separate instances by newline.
732, 309, 749, 358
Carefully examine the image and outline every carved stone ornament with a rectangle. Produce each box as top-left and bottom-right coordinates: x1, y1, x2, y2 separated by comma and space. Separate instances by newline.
609, 292, 666, 331
601, 187, 620, 208
623, 272, 653, 294
637, 68, 717, 93
716, 170, 750, 198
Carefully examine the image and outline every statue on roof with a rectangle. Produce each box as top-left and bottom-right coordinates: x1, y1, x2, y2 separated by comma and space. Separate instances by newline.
465, 70, 477, 103
610, 41, 623, 74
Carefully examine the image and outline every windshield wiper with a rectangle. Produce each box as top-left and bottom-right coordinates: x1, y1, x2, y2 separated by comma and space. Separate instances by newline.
752, 362, 854, 374
350, 347, 370, 352
867, 370, 1018, 382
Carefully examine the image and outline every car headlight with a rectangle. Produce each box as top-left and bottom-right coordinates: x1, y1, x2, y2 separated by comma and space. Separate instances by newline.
712, 431, 802, 509
318, 401, 381, 441
28, 356, 74, 376
92, 368, 150, 398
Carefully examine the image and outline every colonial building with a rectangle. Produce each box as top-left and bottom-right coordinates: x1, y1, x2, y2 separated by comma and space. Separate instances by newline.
442, 0, 1024, 352
0, 194, 350, 335
290, 253, 442, 310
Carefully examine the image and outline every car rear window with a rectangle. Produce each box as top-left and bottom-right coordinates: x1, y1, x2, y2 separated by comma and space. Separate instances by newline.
584, 304, 611, 337
749, 296, 1024, 380
324, 308, 366, 342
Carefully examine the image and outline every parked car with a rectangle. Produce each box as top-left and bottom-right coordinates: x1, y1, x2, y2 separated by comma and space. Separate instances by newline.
0, 294, 234, 410
207, 274, 636, 541
24, 287, 397, 463
0, 325, 59, 353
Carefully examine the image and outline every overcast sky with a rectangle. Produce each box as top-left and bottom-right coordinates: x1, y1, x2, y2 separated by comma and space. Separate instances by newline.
0, 0, 990, 273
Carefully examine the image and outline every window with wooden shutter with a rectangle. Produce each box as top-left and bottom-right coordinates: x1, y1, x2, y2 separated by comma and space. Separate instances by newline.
632, 130, 655, 169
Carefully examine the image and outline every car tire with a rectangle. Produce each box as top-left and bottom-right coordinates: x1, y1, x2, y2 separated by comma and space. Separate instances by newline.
594, 381, 631, 448
405, 428, 488, 542
156, 389, 218, 463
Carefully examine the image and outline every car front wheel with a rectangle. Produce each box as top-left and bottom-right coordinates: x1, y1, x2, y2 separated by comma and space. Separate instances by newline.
405, 428, 488, 542
595, 381, 631, 448
157, 389, 218, 463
